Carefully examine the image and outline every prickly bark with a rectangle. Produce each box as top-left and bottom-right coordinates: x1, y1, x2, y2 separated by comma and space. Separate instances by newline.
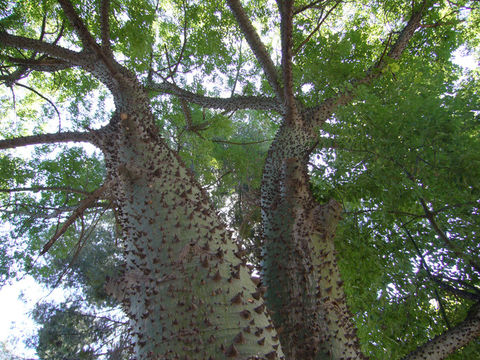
402, 302, 480, 360
261, 111, 365, 360
94, 68, 284, 358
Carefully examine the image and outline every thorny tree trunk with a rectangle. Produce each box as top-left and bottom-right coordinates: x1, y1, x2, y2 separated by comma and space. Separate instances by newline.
260, 110, 365, 360
98, 71, 284, 358
226, 0, 365, 357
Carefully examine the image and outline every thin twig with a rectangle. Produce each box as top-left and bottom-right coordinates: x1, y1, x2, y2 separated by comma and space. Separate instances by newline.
419, 198, 480, 274
170, 0, 189, 78
294, 0, 327, 15
402, 224, 452, 329
51, 205, 109, 289
294, 0, 342, 55
14, 82, 62, 131
40, 181, 111, 255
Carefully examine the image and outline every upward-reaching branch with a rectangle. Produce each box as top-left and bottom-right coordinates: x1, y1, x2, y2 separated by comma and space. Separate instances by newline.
386, 0, 429, 61
57, 0, 118, 77
226, 0, 284, 103
100, 0, 112, 52
307, 0, 431, 129
277, 0, 296, 114
57, 0, 99, 50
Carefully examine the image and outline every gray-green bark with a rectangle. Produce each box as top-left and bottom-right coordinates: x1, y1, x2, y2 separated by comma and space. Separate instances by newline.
95, 69, 284, 358
1, 1, 479, 359
402, 303, 480, 360
260, 112, 365, 360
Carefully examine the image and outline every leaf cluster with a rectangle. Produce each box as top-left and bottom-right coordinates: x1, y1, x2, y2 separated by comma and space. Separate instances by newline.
311, 44, 480, 358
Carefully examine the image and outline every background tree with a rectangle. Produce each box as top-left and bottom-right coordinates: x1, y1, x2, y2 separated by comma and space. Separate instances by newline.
0, 0, 479, 359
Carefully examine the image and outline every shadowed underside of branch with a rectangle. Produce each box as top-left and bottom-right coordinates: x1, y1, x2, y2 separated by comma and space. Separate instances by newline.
147, 81, 283, 113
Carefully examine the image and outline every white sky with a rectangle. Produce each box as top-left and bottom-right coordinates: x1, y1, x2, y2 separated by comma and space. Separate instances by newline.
453, 46, 479, 70
0, 277, 44, 358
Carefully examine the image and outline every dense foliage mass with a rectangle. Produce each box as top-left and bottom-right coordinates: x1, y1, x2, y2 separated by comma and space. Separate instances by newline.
0, 0, 479, 359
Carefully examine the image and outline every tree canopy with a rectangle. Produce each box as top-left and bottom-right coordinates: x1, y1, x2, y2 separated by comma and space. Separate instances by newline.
0, 0, 479, 359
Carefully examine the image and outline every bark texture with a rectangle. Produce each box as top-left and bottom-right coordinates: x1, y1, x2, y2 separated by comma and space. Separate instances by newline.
0, 1, 285, 356
94, 67, 284, 359
260, 111, 365, 360
1, 0, 479, 359
402, 303, 480, 360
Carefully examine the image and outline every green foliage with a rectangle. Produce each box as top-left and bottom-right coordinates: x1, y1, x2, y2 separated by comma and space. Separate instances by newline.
30, 301, 127, 360
311, 40, 480, 358
0, 146, 106, 283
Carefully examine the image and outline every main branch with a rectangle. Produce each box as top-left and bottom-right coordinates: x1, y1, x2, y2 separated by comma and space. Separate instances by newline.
277, 0, 296, 113
100, 0, 111, 51
402, 302, 480, 360
57, 0, 119, 78
0, 31, 92, 66
0, 56, 72, 74
227, 0, 284, 103
0, 186, 91, 196
147, 81, 283, 113
0, 131, 96, 150
387, 0, 430, 61
57, 0, 99, 50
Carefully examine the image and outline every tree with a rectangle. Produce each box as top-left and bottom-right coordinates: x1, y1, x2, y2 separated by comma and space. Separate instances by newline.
0, 0, 479, 359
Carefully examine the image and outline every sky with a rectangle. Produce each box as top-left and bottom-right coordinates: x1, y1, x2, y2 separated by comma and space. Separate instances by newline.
0, 273, 72, 359
0, 277, 44, 358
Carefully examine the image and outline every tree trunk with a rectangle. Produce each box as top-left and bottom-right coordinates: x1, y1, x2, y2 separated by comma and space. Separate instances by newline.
99, 73, 284, 359
261, 116, 365, 360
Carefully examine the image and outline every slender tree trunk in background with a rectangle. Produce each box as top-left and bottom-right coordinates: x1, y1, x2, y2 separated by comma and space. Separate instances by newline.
261, 114, 365, 360
99, 72, 283, 358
